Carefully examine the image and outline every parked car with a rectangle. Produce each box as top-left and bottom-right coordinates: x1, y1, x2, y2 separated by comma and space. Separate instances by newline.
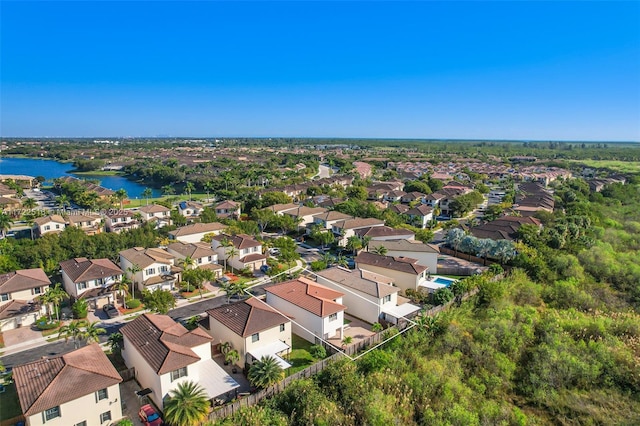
269, 247, 281, 256
102, 304, 119, 319
139, 404, 163, 426
260, 264, 270, 273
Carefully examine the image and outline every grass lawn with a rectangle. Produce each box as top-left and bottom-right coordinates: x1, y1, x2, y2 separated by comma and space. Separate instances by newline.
286, 334, 321, 375
344, 318, 352, 325
0, 382, 23, 423
567, 159, 640, 174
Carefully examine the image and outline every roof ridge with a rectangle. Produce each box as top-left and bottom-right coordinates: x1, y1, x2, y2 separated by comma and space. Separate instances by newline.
23, 361, 66, 415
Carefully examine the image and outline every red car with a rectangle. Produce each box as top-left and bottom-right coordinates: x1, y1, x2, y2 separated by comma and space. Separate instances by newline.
138, 404, 163, 426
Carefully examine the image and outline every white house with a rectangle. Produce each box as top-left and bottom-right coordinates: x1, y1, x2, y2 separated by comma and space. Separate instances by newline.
177, 201, 204, 221
120, 313, 239, 410
135, 204, 172, 228
354, 252, 428, 295
66, 213, 103, 235
405, 204, 434, 229
332, 217, 386, 246
168, 222, 226, 243
211, 234, 267, 273
119, 247, 180, 293
308, 211, 353, 234
59, 258, 123, 308
205, 298, 292, 369
214, 200, 241, 219
282, 206, 327, 230
13, 344, 123, 426
33, 215, 66, 237
105, 210, 140, 234
355, 225, 415, 242
265, 277, 346, 344
167, 241, 223, 279
0, 268, 51, 332
368, 239, 440, 274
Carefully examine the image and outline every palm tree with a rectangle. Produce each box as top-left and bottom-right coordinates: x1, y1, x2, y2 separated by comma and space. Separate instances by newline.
83, 321, 107, 344
57, 194, 71, 209
38, 290, 56, 321
184, 181, 195, 201
161, 184, 175, 196
226, 246, 239, 274
47, 284, 68, 321
58, 320, 86, 349
247, 355, 284, 389
204, 181, 214, 201
24, 217, 35, 240
445, 228, 465, 256
114, 188, 128, 209
127, 264, 142, 300
22, 197, 37, 209
345, 235, 363, 256
369, 245, 388, 256
163, 381, 210, 426
141, 187, 153, 206
219, 237, 233, 271
114, 278, 129, 309
341, 335, 353, 348
476, 238, 496, 266
0, 213, 13, 238
180, 255, 195, 271
107, 332, 123, 354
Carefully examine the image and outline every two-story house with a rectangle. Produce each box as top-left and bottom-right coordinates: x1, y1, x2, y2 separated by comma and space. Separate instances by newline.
0, 268, 51, 332
120, 314, 239, 410
168, 222, 226, 243
354, 252, 428, 295
213, 200, 241, 219
282, 206, 327, 231
136, 204, 172, 228
332, 217, 386, 246
205, 298, 292, 370
177, 201, 204, 221
405, 204, 434, 229
119, 248, 179, 293
13, 344, 123, 426
265, 277, 346, 344
105, 210, 140, 234
368, 239, 440, 274
354, 226, 415, 242
315, 267, 420, 325
166, 242, 223, 279
211, 234, 267, 273
307, 211, 353, 235
33, 215, 66, 238
59, 258, 123, 309
66, 213, 103, 236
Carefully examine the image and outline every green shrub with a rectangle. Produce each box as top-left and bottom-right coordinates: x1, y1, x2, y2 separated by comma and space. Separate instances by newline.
309, 344, 327, 359
72, 299, 88, 319
125, 298, 141, 309
35, 317, 60, 330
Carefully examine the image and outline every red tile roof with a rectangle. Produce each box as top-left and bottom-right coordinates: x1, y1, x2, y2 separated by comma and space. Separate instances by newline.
266, 277, 345, 317
59, 258, 123, 283
0, 268, 50, 293
207, 298, 290, 337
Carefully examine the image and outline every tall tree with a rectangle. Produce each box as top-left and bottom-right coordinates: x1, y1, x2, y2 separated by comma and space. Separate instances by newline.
127, 264, 142, 300
114, 188, 128, 209
47, 283, 68, 321
141, 187, 153, 206
58, 320, 86, 349
0, 213, 13, 238
184, 181, 195, 201
83, 321, 107, 344
163, 381, 210, 426
248, 355, 285, 389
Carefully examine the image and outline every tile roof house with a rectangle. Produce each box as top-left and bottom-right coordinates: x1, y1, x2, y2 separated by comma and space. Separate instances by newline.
283, 206, 328, 230
0, 268, 51, 332
167, 242, 223, 278
120, 314, 239, 410
136, 204, 172, 228
513, 182, 555, 216
168, 222, 226, 243
469, 216, 542, 241
315, 267, 419, 325
66, 213, 103, 236
368, 239, 440, 275
332, 217, 386, 246
265, 277, 346, 344
355, 252, 429, 295
177, 201, 204, 221
307, 211, 354, 235
405, 204, 434, 229
13, 343, 123, 426
60, 258, 123, 308
354, 225, 415, 242
105, 210, 140, 234
119, 248, 180, 293
211, 234, 267, 273
214, 200, 241, 219
205, 298, 292, 369
33, 215, 66, 237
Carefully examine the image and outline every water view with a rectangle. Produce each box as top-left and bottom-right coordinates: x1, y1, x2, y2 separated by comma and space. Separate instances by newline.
0, 157, 161, 198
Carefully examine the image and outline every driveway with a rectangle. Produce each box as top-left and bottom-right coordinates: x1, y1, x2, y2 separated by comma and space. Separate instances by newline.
2, 326, 42, 347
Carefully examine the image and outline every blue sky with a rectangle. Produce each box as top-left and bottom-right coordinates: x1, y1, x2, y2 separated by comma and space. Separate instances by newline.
1, 1, 639, 141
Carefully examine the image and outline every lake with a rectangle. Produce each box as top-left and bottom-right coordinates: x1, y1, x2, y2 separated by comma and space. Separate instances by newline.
0, 157, 161, 198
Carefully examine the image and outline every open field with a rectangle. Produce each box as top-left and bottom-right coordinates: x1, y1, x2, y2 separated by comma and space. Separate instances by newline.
568, 159, 640, 174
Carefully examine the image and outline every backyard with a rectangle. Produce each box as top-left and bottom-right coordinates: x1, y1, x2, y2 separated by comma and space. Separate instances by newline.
285, 334, 325, 375
0, 381, 23, 425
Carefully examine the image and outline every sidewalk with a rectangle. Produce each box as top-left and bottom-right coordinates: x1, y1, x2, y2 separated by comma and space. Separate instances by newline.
0, 261, 305, 357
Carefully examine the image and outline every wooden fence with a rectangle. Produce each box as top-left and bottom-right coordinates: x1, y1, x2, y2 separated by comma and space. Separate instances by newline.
207, 284, 484, 421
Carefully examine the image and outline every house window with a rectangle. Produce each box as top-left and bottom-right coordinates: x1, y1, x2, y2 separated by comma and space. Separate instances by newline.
208, 256, 212, 262
75, 421, 87, 426
33, 287, 42, 295
251, 333, 260, 342
44, 406, 61, 421
159, 266, 168, 273
280, 323, 285, 332
96, 388, 108, 401
170, 366, 187, 382
99, 411, 111, 423
96, 278, 103, 286
77, 282, 87, 290
383, 295, 392, 303
55, 224, 61, 229
44, 225, 51, 231
198, 258, 203, 264
146, 268, 155, 275
329, 313, 338, 322
0, 294, 9, 302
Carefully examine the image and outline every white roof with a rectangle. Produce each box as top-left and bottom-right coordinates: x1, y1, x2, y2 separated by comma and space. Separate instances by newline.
417, 281, 447, 291
248, 340, 292, 369
382, 302, 421, 319
197, 359, 240, 398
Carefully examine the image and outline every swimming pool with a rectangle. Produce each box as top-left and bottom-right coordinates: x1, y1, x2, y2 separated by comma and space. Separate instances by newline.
432, 277, 455, 286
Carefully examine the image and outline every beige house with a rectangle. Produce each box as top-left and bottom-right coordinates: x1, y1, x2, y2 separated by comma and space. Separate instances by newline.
282, 206, 327, 230
211, 234, 267, 272
33, 215, 66, 237
355, 252, 428, 294
119, 247, 180, 293
308, 211, 353, 234
368, 239, 440, 274
332, 217, 386, 246
135, 204, 172, 228
105, 210, 140, 234
177, 200, 204, 220
167, 241, 223, 278
205, 298, 292, 369
120, 314, 239, 410
214, 200, 241, 219
168, 222, 226, 243
59, 258, 123, 308
13, 344, 123, 426
67, 213, 103, 235
0, 268, 51, 332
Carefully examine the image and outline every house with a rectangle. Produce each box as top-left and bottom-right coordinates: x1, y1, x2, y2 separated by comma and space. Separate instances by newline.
401, 191, 426, 204
214, 200, 241, 219
265, 277, 346, 344
119, 247, 180, 293
167, 241, 223, 278
368, 239, 440, 274
469, 216, 542, 241
168, 222, 226, 243
67, 213, 103, 235
262, 203, 300, 215
13, 343, 123, 426
355, 252, 428, 294
387, 204, 409, 215
177, 201, 204, 221
307, 211, 353, 235
383, 190, 407, 203
513, 182, 555, 216
424, 192, 446, 209
211, 234, 267, 273
205, 298, 292, 369
136, 204, 172, 228
105, 210, 140, 234
354, 226, 415, 242
0, 196, 21, 210
120, 314, 239, 410
332, 217, 386, 246
283, 206, 327, 230
33, 215, 66, 237
59, 257, 123, 308
405, 204, 434, 228
315, 267, 419, 325
0, 268, 51, 332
